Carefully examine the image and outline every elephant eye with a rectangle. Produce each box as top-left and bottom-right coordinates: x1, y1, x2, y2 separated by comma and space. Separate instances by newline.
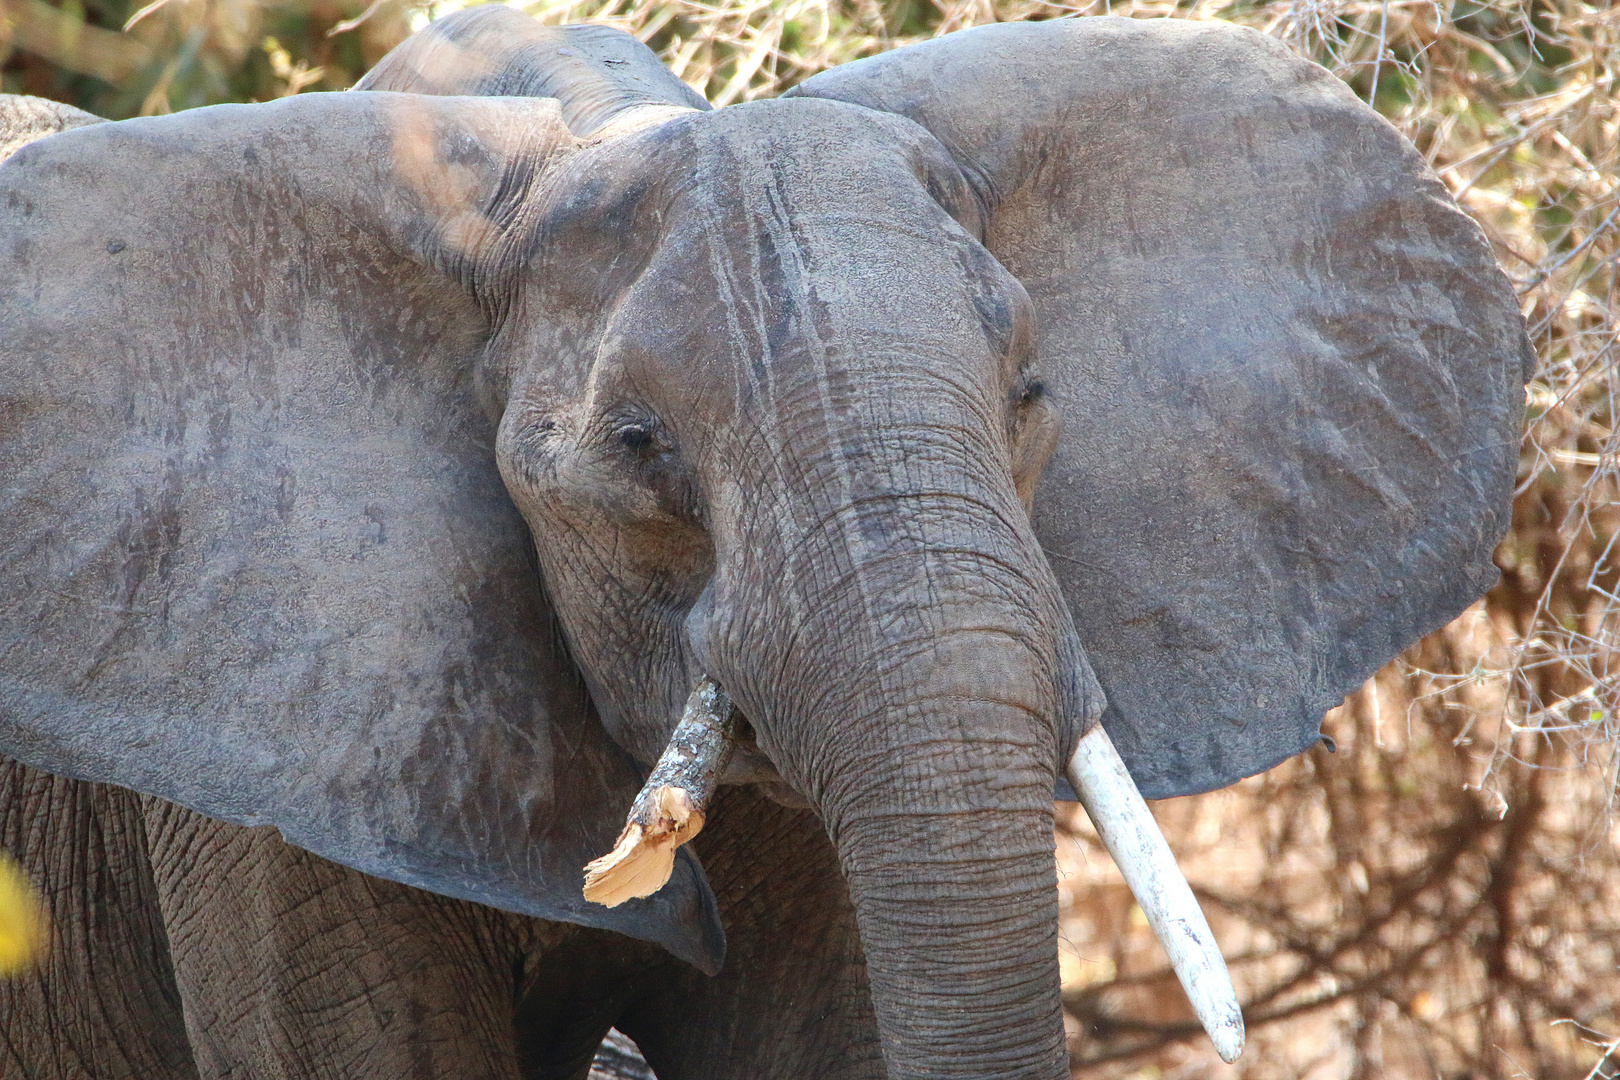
1019, 379, 1046, 405
619, 424, 656, 451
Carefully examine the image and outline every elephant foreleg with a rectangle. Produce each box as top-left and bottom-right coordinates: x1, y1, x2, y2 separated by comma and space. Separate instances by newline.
0, 756, 198, 1080
138, 799, 567, 1080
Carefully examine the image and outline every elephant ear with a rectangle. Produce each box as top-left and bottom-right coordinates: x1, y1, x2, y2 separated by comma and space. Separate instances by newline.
0, 90, 723, 971
790, 18, 1532, 798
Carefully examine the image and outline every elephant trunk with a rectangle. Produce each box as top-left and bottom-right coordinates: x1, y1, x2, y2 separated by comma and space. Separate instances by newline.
698, 477, 1088, 1079
826, 702, 1071, 1079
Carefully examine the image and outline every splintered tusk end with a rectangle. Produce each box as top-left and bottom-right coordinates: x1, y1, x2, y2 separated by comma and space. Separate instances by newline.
1067, 725, 1245, 1064
582, 787, 705, 906
581, 677, 738, 908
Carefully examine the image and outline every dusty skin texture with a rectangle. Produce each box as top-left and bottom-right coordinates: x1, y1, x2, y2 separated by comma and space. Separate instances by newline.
0, 9, 1527, 1080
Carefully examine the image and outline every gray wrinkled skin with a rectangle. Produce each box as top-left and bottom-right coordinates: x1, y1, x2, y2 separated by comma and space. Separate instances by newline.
0, 10, 1528, 1080
0, 755, 860, 1079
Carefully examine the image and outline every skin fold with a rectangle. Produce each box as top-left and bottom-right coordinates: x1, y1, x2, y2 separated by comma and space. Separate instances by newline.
0, 8, 1529, 1079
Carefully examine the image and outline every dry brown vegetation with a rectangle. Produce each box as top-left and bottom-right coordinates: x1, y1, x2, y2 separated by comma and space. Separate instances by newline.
4, 0, 1617, 1076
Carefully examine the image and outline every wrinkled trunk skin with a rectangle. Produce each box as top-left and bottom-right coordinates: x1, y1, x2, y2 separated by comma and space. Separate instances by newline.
698, 478, 1082, 1080
832, 733, 1068, 1079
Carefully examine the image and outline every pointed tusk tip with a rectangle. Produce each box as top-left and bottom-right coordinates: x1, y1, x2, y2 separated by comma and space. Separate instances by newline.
1211, 1022, 1244, 1065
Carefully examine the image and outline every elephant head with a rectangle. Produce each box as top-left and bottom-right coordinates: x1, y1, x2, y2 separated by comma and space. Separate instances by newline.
0, 8, 1529, 1078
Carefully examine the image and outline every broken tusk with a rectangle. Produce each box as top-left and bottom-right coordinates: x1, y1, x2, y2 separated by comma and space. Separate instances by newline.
583, 675, 739, 907
1067, 725, 1246, 1064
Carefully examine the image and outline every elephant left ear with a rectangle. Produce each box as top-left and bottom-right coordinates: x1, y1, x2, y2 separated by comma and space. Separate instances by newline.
791, 18, 1532, 798
354, 3, 712, 134
0, 91, 722, 972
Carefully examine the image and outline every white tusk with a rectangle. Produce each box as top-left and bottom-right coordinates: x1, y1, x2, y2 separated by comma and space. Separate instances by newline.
1066, 725, 1246, 1064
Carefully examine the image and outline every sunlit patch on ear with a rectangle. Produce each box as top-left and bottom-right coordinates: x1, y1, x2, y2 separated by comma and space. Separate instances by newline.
386, 98, 496, 258
369, 36, 495, 94
381, 96, 540, 262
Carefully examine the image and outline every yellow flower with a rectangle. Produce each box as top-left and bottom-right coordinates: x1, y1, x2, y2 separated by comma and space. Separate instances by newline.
0, 854, 47, 976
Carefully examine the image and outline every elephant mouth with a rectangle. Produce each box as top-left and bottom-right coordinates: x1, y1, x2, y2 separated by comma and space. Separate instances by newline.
582, 674, 1248, 1064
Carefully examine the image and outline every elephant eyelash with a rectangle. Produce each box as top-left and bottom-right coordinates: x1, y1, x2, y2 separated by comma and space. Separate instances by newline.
1008, 377, 1052, 456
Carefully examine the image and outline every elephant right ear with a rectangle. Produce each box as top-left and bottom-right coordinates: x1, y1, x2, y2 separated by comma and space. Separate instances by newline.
792, 18, 1533, 798
0, 91, 723, 972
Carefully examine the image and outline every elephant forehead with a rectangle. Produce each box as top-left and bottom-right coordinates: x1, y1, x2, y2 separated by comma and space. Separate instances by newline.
491, 98, 1021, 425
527, 97, 979, 257
611, 201, 1021, 400
652, 105, 996, 313
679, 98, 980, 228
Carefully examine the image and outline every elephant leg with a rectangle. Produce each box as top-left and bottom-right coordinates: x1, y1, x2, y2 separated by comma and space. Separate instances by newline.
615, 785, 884, 1080
0, 756, 198, 1079
139, 798, 570, 1080
514, 925, 668, 1080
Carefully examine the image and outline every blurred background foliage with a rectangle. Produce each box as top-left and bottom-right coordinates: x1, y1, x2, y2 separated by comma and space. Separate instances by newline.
2, 0, 1616, 1076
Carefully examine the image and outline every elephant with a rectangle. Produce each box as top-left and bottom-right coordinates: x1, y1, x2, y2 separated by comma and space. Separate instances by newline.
0, 7, 1531, 1080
